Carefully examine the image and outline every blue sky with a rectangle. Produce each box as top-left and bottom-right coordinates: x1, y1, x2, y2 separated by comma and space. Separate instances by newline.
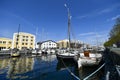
0, 0, 120, 45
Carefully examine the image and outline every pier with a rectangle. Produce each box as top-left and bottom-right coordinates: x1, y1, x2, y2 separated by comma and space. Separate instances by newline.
104, 48, 120, 80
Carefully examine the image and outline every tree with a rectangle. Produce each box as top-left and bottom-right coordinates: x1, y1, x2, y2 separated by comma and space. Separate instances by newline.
104, 17, 120, 47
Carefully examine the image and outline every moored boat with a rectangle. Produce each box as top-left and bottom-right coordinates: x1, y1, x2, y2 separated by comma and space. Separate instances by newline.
76, 51, 102, 69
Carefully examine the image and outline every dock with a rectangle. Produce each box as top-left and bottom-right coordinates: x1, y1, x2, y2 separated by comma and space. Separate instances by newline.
104, 48, 120, 80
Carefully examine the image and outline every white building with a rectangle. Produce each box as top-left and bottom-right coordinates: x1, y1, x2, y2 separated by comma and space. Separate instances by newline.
38, 40, 57, 49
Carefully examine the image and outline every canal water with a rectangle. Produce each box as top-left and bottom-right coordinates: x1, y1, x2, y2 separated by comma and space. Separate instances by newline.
0, 55, 105, 80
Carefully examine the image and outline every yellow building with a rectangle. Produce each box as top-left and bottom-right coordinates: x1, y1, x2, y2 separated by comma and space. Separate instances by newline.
0, 38, 12, 50
12, 32, 35, 50
57, 39, 69, 49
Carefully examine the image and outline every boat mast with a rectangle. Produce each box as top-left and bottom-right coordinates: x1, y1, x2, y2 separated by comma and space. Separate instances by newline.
16, 24, 20, 49
35, 27, 38, 49
64, 4, 71, 49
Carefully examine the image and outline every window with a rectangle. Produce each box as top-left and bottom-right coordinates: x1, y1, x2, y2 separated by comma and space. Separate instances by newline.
31, 43, 33, 45
9, 42, 11, 44
26, 36, 28, 38
23, 39, 24, 41
17, 35, 19, 37
16, 39, 19, 41
23, 36, 25, 38
16, 42, 18, 45
3, 41, 6, 44
0, 41, 2, 43
31, 36, 33, 38
31, 40, 33, 41
22, 43, 24, 45
26, 39, 28, 41
26, 43, 28, 45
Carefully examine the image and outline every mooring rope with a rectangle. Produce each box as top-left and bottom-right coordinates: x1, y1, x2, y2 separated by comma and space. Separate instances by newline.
60, 58, 81, 80
83, 63, 105, 80
106, 71, 110, 80
116, 65, 120, 76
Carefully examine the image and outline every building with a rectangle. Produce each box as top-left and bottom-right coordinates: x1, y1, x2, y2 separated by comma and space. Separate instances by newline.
57, 39, 69, 49
37, 40, 57, 49
12, 32, 35, 50
0, 38, 12, 50
57, 39, 83, 49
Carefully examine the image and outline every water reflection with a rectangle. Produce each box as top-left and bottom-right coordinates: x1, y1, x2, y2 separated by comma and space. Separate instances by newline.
0, 57, 34, 79
0, 55, 104, 80
56, 60, 76, 71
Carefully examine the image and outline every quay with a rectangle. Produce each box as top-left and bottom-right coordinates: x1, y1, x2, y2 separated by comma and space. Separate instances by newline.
104, 48, 120, 80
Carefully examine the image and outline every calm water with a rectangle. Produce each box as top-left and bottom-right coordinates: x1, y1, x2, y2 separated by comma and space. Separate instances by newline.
0, 55, 104, 80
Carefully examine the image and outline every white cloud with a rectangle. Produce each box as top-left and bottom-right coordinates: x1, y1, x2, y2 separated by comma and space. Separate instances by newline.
98, 8, 113, 14
78, 31, 109, 45
79, 32, 96, 36
76, 3, 120, 19
107, 15, 120, 21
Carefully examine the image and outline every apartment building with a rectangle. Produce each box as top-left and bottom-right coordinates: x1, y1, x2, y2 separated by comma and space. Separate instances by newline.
12, 32, 35, 50
0, 38, 12, 50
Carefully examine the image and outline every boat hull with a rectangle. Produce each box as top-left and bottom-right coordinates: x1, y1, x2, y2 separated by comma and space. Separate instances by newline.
56, 53, 75, 62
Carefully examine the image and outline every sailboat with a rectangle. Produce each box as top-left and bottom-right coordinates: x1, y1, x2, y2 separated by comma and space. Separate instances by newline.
11, 24, 20, 57
56, 4, 77, 61
32, 27, 42, 56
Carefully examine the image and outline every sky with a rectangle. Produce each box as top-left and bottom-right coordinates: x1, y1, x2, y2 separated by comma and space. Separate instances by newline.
0, 0, 120, 45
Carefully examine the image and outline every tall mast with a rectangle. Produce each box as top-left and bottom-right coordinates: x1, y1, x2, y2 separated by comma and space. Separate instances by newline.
35, 27, 38, 49
64, 4, 71, 49
16, 24, 20, 49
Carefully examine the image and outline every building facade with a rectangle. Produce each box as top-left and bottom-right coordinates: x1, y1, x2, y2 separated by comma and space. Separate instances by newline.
57, 39, 69, 49
0, 38, 12, 50
57, 39, 83, 49
12, 32, 35, 50
38, 40, 57, 49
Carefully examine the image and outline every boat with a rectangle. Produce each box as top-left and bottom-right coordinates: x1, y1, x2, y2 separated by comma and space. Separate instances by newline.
56, 4, 77, 61
76, 49, 102, 69
11, 24, 20, 57
11, 49, 20, 57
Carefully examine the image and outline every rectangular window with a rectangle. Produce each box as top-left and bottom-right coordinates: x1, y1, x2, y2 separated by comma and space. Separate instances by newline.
3, 41, 6, 44
31, 43, 33, 45
22, 43, 24, 45
0, 41, 2, 43
9, 42, 11, 44
26, 39, 28, 41
26, 43, 28, 45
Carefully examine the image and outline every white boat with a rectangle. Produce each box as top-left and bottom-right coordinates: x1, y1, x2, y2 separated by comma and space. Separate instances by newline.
76, 51, 102, 69
32, 49, 42, 55
11, 48, 20, 57
11, 24, 20, 57
11, 51, 20, 57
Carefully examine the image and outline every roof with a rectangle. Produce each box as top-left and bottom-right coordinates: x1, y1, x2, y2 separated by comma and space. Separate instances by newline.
0, 37, 12, 41
37, 40, 57, 44
14, 32, 35, 36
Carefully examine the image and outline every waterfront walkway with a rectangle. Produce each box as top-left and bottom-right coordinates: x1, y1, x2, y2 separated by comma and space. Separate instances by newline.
104, 48, 120, 80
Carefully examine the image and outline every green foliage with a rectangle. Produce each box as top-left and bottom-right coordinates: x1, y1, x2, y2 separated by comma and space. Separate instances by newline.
104, 18, 120, 47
